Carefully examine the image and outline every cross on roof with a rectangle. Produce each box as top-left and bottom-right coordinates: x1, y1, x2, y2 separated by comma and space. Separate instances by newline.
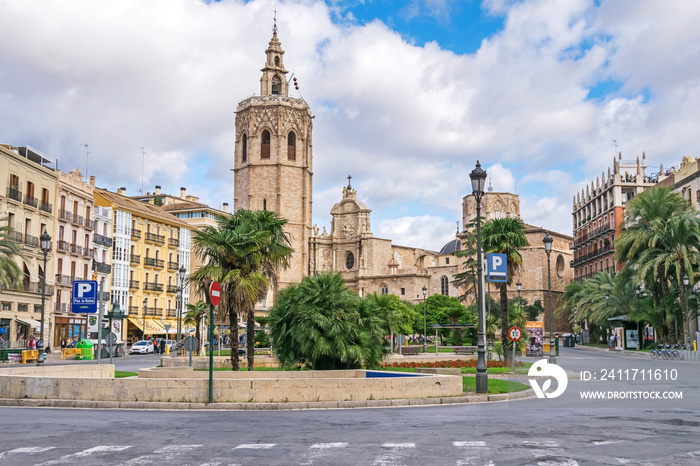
347, 175, 352, 189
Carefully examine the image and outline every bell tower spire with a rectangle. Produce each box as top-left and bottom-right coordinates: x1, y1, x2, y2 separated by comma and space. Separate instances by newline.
260, 15, 288, 97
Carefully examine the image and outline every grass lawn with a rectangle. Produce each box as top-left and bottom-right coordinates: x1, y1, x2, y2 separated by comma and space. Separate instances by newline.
115, 371, 137, 378
462, 376, 530, 394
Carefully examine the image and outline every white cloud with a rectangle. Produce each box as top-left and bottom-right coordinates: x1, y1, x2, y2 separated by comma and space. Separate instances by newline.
375, 215, 457, 251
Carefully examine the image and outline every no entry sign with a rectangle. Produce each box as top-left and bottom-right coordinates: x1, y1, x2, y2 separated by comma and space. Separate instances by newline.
209, 281, 221, 307
508, 326, 522, 342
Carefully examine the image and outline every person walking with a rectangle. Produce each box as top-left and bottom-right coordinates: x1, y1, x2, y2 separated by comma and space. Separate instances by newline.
160, 338, 166, 355
154, 337, 160, 355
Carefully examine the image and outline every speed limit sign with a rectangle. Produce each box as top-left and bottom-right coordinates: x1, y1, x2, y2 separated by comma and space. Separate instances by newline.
508, 326, 522, 342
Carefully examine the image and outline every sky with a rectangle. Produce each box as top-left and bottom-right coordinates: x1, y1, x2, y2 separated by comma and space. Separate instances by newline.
2, 0, 700, 251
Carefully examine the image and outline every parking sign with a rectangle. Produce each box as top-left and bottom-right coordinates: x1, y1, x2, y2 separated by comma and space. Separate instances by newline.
72, 280, 98, 313
487, 253, 507, 282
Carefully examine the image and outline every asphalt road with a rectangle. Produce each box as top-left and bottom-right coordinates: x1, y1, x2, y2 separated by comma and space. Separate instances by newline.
1, 346, 698, 465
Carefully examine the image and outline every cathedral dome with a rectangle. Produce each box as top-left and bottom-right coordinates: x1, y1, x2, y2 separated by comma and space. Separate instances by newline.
438, 238, 461, 256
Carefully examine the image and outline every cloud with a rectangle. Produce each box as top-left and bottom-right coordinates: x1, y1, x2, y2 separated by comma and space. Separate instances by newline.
375, 215, 457, 251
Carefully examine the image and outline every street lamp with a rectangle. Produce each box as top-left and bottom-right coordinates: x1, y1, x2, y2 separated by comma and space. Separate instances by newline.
37, 230, 51, 365
142, 298, 147, 341
683, 274, 690, 348
516, 280, 522, 309
177, 265, 187, 345
422, 285, 428, 353
636, 286, 641, 351
543, 231, 555, 364
470, 160, 488, 393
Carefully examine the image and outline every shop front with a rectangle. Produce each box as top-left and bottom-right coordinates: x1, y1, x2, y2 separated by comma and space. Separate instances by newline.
127, 317, 195, 343
54, 316, 87, 346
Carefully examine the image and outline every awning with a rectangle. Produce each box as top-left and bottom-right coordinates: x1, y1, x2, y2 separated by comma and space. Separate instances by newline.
128, 318, 195, 335
15, 318, 41, 329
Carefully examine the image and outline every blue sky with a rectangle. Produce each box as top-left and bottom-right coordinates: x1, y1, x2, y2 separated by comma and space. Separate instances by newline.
2, 0, 700, 250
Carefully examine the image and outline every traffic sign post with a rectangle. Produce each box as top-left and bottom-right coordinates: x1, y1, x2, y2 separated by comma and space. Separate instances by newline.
508, 326, 522, 374
207, 281, 220, 404
487, 253, 507, 283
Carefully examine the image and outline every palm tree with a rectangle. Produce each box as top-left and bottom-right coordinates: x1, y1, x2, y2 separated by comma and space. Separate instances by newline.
222, 210, 293, 371
636, 211, 700, 347
190, 217, 270, 370
183, 301, 207, 351
481, 217, 529, 365
0, 218, 23, 291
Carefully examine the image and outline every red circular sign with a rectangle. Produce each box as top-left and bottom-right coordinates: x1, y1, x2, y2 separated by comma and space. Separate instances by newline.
209, 281, 221, 306
508, 326, 522, 342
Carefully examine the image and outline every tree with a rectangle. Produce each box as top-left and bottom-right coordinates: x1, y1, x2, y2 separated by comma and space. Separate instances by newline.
222, 210, 293, 371
183, 301, 207, 351
269, 272, 390, 370
0, 217, 23, 291
481, 217, 529, 365
191, 216, 270, 370
452, 218, 481, 304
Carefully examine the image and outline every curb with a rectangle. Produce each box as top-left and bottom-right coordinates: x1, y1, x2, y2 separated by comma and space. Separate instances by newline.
574, 346, 651, 359
0, 390, 536, 411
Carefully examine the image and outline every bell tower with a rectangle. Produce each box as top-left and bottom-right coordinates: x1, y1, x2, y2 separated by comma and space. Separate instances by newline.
233, 29, 314, 290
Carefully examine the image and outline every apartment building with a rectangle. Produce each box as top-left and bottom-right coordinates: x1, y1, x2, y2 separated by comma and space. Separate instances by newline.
572, 153, 657, 282
93, 186, 192, 341
0, 144, 57, 347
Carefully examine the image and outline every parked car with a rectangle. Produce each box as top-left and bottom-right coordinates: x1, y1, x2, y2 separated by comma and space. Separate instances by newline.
129, 340, 154, 354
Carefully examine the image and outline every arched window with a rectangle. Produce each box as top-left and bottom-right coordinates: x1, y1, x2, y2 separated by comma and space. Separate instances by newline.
274, 56, 280, 66
441, 276, 449, 296
287, 132, 296, 160
393, 252, 402, 269
346, 252, 355, 270
271, 76, 281, 95
381, 283, 388, 295
261, 130, 271, 159
242, 133, 247, 163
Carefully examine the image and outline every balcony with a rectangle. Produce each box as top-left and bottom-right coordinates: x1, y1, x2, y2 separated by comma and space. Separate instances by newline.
145, 232, 165, 245
54, 274, 74, 287
128, 305, 140, 315
128, 280, 140, 290
69, 243, 82, 256
167, 284, 178, 294
21, 280, 54, 296
144, 282, 164, 292
6, 186, 22, 203
23, 194, 38, 209
168, 238, 179, 248
573, 224, 613, 248
572, 245, 614, 267
39, 201, 53, 214
24, 234, 38, 248
167, 261, 179, 271
58, 209, 72, 223
82, 248, 94, 259
144, 257, 164, 268
54, 302, 67, 313
130, 254, 140, 265
93, 261, 112, 274
131, 229, 142, 240
71, 214, 84, 227
85, 219, 95, 230
57, 240, 70, 253
93, 233, 113, 247
144, 307, 163, 317
166, 308, 178, 318
9, 231, 22, 244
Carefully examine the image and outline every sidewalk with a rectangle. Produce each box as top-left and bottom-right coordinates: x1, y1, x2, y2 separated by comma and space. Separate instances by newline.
573, 344, 651, 359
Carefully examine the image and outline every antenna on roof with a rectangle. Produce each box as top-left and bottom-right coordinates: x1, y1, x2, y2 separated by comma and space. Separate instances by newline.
273, 5, 277, 34
612, 139, 618, 156
137, 147, 146, 194
487, 173, 493, 192
82, 143, 89, 180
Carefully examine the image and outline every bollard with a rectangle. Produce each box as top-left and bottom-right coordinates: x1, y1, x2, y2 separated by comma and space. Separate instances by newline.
165, 346, 170, 356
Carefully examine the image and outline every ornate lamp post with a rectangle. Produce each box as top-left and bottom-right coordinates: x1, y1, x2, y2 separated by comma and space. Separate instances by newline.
516, 280, 522, 309
142, 298, 147, 341
470, 161, 488, 393
636, 285, 641, 351
683, 274, 690, 349
37, 230, 51, 365
543, 232, 555, 364
422, 285, 428, 353
177, 265, 187, 345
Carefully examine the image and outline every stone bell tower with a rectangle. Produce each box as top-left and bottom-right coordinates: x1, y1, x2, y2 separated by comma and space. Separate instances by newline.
233, 28, 314, 291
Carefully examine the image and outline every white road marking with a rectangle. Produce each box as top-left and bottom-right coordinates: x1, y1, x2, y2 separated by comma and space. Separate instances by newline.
381, 443, 415, 448
593, 440, 623, 446
615, 459, 631, 464
536, 460, 579, 466
120, 444, 202, 465
233, 444, 276, 449
36, 446, 131, 465
454, 441, 487, 448
310, 443, 348, 449
0, 447, 55, 458
523, 440, 559, 448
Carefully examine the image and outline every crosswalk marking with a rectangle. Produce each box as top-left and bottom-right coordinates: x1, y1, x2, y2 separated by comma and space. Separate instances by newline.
454, 441, 487, 448
36, 446, 131, 465
233, 444, 276, 449
310, 443, 348, 449
381, 443, 415, 448
0, 447, 55, 459
120, 444, 202, 465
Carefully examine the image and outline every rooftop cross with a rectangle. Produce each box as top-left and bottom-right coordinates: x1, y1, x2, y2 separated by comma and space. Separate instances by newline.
347, 175, 352, 189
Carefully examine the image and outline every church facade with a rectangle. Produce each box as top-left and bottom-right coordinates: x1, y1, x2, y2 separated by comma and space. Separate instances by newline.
233, 31, 575, 333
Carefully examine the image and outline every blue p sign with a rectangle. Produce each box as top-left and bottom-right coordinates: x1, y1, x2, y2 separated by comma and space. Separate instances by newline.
488, 253, 507, 282
72, 280, 98, 313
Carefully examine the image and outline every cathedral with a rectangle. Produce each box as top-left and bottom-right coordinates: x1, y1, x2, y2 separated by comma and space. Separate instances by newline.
233, 30, 574, 333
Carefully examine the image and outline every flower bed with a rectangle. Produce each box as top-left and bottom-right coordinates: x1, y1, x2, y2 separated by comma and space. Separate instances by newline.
380, 359, 525, 369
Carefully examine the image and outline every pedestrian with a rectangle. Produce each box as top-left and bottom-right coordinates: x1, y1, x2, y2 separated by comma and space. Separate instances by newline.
154, 337, 160, 355
160, 338, 166, 355
61, 337, 67, 350
0, 335, 5, 348
29, 337, 36, 350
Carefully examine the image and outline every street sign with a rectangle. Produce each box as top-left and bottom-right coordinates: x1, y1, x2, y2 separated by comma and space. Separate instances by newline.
487, 253, 507, 282
105, 332, 117, 345
72, 280, 98, 313
183, 335, 199, 352
508, 326, 522, 342
209, 281, 221, 306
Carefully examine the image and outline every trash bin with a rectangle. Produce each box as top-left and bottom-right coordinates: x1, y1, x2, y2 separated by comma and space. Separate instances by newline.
562, 333, 573, 347
75, 339, 94, 360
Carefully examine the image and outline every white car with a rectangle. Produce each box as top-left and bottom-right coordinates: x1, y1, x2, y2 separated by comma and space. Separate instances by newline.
130, 340, 154, 354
